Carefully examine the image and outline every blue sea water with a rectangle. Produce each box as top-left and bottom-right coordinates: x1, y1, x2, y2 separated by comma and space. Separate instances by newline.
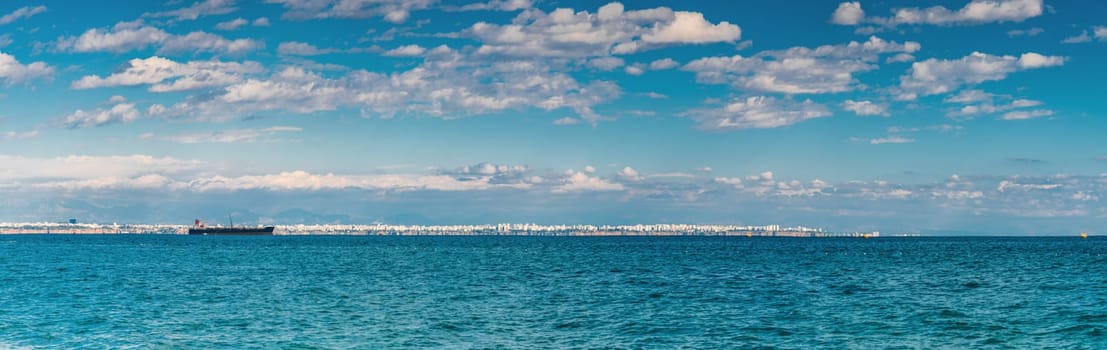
0, 235, 1105, 349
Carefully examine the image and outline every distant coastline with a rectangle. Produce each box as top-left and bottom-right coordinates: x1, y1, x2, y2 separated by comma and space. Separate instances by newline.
0, 222, 898, 237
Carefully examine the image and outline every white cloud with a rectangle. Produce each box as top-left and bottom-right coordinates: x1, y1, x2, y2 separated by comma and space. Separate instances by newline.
583, 166, 596, 173
32, 174, 186, 191
452, 162, 528, 176
871, 0, 1043, 27
190, 170, 531, 192
252, 17, 271, 26
0, 5, 47, 25
587, 57, 625, 71
56, 21, 169, 53
0, 51, 54, 84
147, 0, 237, 21
457, 0, 532, 11
1001, 109, 1053, 120
465, 2, 739, 58
640, 11, 741, 44
944, 89, 994, 104
161, 126, 301, 144
841, 100, 888, 116
1017, 52, 1064, 69
553, 170, 624, 193
0, 154, 201, 181
147, 52, 621, 123
1007, 27, 1043, 37
71, 56, 263, 92
830, 2, 864, 25
1062, 31, 1092, 44
265, 0, 435, 23
160, 31, 263, 55
624, 64, 644, 76
649, 58, 678, 70
900, 51, 1064, 96
683, 96, 831, 130
617, 166, 643, 182
552, 117, 580, 126
3, 130, 38, 140
59, 100, 140, 129
944, 91, 1047, 119
886, 53, 915, 63
278, 42, 335, 56
684, 36, 919, 94
1064, 26, 1107, 44
382, 44, 426, 56
56, 21, 261, 54
1072, 191, 1099, 202
216, 18, 249, 31
998, 180, 1060, 192
869, 136, 914, 144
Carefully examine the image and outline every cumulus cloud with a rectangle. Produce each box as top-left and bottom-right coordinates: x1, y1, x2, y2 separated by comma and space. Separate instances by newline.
617, 166, 643, 182
943, 90, 1049, 119
465, 2, 739, 58
451, 162, 528, 176
553, 169, 624, 193
682, 96, 831, 130
71, 56, 263, 92
649, 58, 678, 70
1062, 31, 1092, 44
146, 51, 621, 123
841, 100, 889, 116
684, 36, 919, 94
252, 17, 271, 26
215, 18, 249, 31
830, 2, 864, 25
899, 51, 1064, 96
456, 0, 532, 11
869, 0, 1043, 27
0, 5, 47, 25
382, 44, 426, 56
1007, 27, 1043, 37
278, 42, 335, 56
160, 31, 263, 55
0, 51, 54, 84
56, 21, 261, 54
59, 103, 140, 129
146, 0, 237, 21
265, 0, 435, 23
587, 57, 624, 71
640, 11, 741, 44
1001, 109, 1053, 120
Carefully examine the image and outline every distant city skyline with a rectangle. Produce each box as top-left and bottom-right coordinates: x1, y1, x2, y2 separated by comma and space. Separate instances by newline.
0, 0, 1105, 234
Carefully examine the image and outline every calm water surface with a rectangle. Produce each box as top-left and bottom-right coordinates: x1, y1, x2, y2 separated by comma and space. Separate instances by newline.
0, 235, 1105, 348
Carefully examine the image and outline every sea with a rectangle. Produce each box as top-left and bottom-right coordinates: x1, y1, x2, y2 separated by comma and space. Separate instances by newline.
0, 235, 1104, 349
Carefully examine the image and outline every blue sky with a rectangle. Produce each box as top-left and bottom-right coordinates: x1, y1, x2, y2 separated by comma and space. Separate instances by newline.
0, 0, 1105, 233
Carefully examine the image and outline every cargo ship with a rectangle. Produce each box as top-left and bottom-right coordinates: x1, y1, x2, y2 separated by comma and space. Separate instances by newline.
188, 218, 275, 235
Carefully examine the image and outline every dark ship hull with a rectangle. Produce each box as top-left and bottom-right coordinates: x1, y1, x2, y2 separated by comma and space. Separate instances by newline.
188, 226, 275, 235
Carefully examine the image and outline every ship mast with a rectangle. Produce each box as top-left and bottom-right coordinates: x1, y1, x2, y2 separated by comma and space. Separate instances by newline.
228, 213, 233, 228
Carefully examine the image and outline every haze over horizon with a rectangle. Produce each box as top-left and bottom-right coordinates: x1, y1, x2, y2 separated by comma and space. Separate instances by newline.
0, 0, 1104, 234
